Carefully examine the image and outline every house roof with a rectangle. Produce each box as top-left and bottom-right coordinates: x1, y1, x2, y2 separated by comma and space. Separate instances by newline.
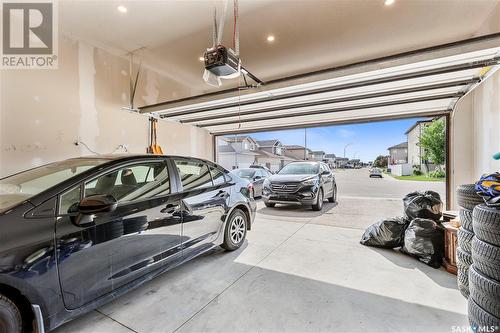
312, 150, 325, 155
325, 153, 336, 158
218, 145, 259, 156
404, 120, 433, 134
223, 136, 257, 144
387, 142, 408, 150
255, 149, 284, 159
256, 139, 280, 147
284, 145, 305, 150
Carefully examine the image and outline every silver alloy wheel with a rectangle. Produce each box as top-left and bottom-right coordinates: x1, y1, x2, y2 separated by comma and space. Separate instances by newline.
318, 189, 323, 209
230, 215, 246, 244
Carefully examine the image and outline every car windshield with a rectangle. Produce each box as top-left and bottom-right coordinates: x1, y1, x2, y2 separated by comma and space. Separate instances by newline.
0, 158, 109, 211
233, 169, 256, 179
278, 163, 319, 175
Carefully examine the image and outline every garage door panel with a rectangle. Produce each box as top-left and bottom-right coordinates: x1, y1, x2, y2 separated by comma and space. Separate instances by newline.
203, 99, 453, 134
191, 89, 460, 127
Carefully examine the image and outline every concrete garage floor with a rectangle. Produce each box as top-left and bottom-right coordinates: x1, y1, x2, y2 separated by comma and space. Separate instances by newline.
56, 169, 466, 333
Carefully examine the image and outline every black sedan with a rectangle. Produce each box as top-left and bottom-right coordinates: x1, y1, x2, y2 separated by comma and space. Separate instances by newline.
231, 168, 272, 198
0, 155, 255, 332
262, 161, 337, 211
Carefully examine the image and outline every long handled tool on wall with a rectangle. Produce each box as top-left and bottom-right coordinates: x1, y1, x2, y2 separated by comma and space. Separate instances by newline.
147, 117, 163, 155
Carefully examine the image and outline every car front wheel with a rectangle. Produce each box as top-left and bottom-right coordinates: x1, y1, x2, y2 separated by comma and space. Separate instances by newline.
222, 209, 247, 251
0, 294, 22, 333
312, 188, 324, 211
328, 186, 337, 203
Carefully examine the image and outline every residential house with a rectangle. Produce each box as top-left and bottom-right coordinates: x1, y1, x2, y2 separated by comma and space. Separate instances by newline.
324, 153, 336, 168
217, 136, 260, 170
387, 142, 408, 165
406, 120, 437, 173
335, 157, 349, 168
284, 145, 312, 160
255, 140, 287, 172
310, 150, 326, 161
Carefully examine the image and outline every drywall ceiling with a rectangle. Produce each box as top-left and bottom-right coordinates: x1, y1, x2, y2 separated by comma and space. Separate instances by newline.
60, 0, 500, 104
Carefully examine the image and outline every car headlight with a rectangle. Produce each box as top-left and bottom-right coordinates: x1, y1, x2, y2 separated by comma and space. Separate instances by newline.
301, 178, 318, 186
263, 178, 270, 188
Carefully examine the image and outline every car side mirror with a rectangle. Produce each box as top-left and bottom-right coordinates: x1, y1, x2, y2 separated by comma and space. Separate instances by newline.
74, 194, 117, 227
254, 176, 262, 180
322, 170, 330, 175
78, 194, 118, 214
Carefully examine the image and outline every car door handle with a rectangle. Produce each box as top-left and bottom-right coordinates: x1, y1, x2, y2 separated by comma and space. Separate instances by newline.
161, 204, 179, 214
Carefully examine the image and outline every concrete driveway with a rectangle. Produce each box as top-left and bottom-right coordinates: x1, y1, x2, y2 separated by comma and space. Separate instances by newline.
56, 169, 464, 333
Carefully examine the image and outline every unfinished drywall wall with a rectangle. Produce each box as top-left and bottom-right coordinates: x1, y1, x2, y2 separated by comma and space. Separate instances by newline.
451, 70, 500, 208
0, 36, 213, 177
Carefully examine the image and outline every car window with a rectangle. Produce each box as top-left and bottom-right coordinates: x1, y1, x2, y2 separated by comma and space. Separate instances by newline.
59, 185, 81, 214
210, 166, 226, 185
84, 162, 170, 203
174, 159, 212, 190
0, 158, 108, 212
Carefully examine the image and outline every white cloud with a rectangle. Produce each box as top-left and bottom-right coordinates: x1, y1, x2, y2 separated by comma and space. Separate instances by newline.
337, 128, 355, 138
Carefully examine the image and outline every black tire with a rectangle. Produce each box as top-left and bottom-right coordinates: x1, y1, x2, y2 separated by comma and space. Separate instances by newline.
312, 188, 323, 211
328, 186, 336, 203
457, 246, 473, 267
473, 205, 500, 247
0, 294, 22, 333
456, 184, 484, 210
472, 237, 500, 282
460, 208, 474, 232
458, 265, 470, 299
468, 298, 500, 329
469, 265, 500, 318
264, 202, 275, 208
221, 209, 247, 251
458, 228, 474, 253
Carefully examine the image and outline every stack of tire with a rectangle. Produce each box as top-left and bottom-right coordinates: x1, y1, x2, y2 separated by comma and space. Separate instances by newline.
468, 204, 500, 329
456, 184, 484, 299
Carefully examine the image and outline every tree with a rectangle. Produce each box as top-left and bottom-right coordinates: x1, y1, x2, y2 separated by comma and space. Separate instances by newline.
373, 155, 388, 168
419, 118, 445, 168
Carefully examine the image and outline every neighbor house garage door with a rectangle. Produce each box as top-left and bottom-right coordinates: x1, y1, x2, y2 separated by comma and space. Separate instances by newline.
140, 35, 500, 136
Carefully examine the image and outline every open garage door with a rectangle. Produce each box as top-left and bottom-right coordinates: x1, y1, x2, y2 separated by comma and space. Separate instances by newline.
140, 35, 500, 136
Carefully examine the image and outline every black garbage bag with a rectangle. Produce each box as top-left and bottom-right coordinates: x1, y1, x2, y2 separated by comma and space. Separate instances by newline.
403, 191, 443, 221
360, 217, 410, 248
401, 218, 444, 268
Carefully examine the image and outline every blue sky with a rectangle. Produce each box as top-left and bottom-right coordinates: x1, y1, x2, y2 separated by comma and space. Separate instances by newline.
245, 117, 427, 162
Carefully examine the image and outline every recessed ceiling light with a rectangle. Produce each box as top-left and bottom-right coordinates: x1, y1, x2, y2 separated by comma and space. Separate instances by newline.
384, 0, 395, 5
198, 56, 205, 62
266, 35, 275, 42
117, 5, 128, 13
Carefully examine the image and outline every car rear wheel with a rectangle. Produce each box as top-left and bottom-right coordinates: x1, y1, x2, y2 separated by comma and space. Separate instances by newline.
312, 188, 324, 211
222, 209, 247, 251
0, 294, 22, 333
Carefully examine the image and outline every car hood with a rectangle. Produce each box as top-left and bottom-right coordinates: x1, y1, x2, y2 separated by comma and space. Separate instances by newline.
268, 174, 317, 183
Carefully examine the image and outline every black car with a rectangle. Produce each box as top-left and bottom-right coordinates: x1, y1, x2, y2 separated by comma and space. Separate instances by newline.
0, 155, 255, 332
262, 161, 337, 211
230, 168, 272, 198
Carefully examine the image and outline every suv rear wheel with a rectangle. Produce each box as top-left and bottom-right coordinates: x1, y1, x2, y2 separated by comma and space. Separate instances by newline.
0, 294, 22, 333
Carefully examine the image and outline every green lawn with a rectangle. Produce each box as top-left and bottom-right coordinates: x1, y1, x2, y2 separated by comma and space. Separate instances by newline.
392, 175, 445, 182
